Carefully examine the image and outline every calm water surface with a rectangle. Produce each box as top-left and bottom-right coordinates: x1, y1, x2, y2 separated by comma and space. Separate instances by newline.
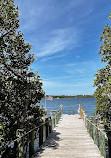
40, 97, 96, 117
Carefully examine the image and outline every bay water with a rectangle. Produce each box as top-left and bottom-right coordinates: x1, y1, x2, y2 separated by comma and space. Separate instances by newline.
40, 97, 96, 117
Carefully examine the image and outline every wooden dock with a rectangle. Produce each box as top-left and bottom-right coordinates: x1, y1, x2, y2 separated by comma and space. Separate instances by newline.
35, 114, 103, 158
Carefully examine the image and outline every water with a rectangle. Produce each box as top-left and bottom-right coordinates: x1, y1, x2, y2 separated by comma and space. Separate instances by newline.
40, 97, 96, 117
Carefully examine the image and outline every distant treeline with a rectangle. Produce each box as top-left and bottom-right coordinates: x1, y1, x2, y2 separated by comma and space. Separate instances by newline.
52, 95, 94, 98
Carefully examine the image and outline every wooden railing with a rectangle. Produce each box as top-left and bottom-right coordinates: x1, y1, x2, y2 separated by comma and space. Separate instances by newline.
50, 104, 63, 129
81, 107, 111, 158
0, 105, 63, 158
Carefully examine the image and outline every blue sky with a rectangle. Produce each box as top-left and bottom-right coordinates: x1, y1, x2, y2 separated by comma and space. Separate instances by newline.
15, 0, 111, 95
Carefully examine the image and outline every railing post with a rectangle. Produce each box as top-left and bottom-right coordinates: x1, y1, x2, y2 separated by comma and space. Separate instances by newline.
79, 104, 83, 119
39, 123, 43, 147
55, 115, 56, 126
55, 114, 57, 126
45, 118, 49, 138
84, 114, 87, 127
60, 104, 63, 112
52, 116, 55, 129
29, 128, 34, 158
94, 120, 99, 147
50, 110, 52, 118
52, 117, 53, 129
16, 129, 24, 158
99, 129, 106, 158
43, 122, 46, 142
57, 112, 58, 124
51, 117, 53, 129
90, 118, 93, 138
59, 111, 60, 119
58, 112, 60, 121
49, 117, 52, 133
108, 132, 111, 158
45, 110, 47, 118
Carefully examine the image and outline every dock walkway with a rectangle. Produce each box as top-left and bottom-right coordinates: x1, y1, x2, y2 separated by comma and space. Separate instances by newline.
35, 114, 103, 158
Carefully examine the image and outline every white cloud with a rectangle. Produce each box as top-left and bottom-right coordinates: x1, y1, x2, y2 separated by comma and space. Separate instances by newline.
40, 54, 66, 62
42, 76, 73, 81
65, 61, 103, 75
65, 63, 78, 67
58, 88, 95, 95
43, 80, 91, 88
16, 0, 85, 31
37, 28, 81, 57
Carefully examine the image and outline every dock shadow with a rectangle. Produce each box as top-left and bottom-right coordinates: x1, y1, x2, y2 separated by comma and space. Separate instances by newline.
33, 127, 61, 157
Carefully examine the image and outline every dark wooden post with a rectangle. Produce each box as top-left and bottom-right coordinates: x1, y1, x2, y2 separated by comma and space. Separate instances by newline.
108, 132, 111, 158
16, 129, 24, 158
53, 117, 55, 128
43, 122, 46, 142
52, 117, 54, 129
49, 117, 52, 133
29, 128, 34, 157
56, 113, 58, 124
50, 110, 52, 118
39, 124, 43, 147
45, 118, 49, 138
60, 104, 63, 115
45, 110, 47, 118
57, 112, 59, 123
13, 141, 18, 158
59, 111, 61, 119
55, 113, 57, 126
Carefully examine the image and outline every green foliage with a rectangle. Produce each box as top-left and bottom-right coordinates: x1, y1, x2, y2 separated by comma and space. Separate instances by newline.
0, 0, 44, 145
94, 14, 111, 132
52, 95, 94, 98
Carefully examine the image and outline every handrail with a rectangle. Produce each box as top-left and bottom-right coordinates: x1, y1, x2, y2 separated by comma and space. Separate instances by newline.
81, 108, 107, 135
50, 104, 63, 118
0, 105, 63, 158
50, 105, 63, 130
85, 116, 107, 136
0, 119, 51, 151
81, 107, 110, 158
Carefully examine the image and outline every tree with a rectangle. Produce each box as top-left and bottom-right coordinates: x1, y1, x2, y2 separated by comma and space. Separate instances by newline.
0, 0, 44, 147
94, 14, 111, 132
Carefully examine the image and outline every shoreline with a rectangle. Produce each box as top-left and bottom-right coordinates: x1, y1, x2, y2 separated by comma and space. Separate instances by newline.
46, 95, 95, 99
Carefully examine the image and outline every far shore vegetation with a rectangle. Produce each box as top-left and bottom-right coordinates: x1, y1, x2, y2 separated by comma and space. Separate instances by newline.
50, 95, 95, 98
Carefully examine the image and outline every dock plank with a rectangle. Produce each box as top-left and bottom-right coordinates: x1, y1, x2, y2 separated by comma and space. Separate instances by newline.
35, 114, 103, 158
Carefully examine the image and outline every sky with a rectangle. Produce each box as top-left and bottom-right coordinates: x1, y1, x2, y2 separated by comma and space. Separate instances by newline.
15, 0, 111, 96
